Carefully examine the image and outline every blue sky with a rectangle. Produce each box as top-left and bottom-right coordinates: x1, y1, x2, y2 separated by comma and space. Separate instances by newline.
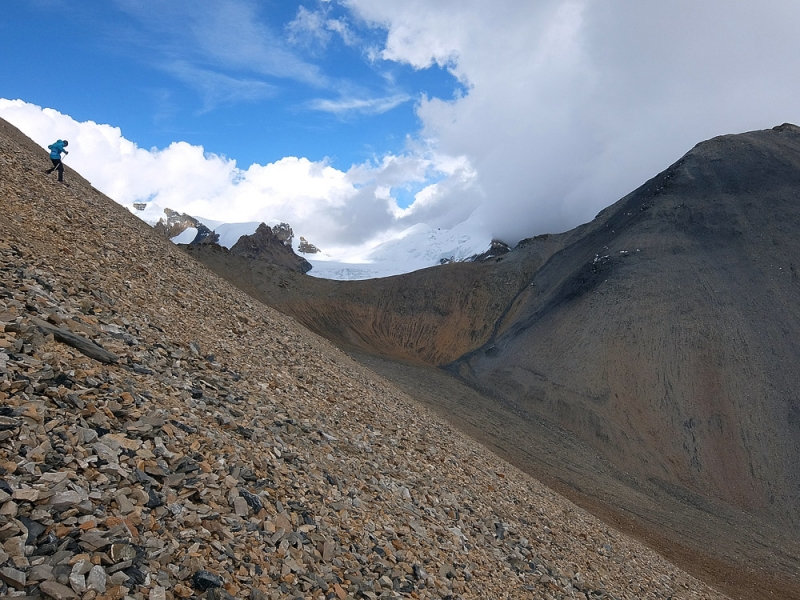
3, 1, 800, 257
2, 1, 461, 172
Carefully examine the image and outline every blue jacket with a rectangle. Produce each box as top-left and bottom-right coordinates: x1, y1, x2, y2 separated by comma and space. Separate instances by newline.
48, 140, 68, 159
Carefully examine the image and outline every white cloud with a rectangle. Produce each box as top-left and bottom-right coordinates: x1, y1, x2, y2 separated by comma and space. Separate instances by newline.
326, 18, 357, 47
0, 99, 463, 251
8, 0, 800, 262
114, 0, 327, 87
307, 93, 410, 116
287, 6, 332, 48
345, 0, 800, 243
164, 61, 279, 113
287, 5, 357, 50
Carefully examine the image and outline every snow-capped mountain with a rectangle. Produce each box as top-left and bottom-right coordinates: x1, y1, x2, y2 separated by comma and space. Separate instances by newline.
304, 220, 496, 280
125, 201, 500, 280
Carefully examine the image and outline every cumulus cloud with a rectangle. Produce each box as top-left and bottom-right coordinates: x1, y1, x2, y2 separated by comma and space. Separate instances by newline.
0, 99, 463, 252
346, 0, 800, 243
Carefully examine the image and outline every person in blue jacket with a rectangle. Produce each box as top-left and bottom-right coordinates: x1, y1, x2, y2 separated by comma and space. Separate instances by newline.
46, 139, 69, 182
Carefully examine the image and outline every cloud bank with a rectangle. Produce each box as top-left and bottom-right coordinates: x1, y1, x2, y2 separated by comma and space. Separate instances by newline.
349, 0, 800, 243
0, 99, 473, 255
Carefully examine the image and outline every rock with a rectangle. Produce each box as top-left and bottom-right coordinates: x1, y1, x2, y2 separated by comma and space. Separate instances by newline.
115, 492, 135, 514
239, 489, 263, 512
297, 236, 320, 254
249, 589, 268, 600
13, 487, 39, 502
30, 317, 119, 364
79, 530, 111, 552
49, 490, 88, 509
3, 535, 25, 557
191, 570, 223, 591
0, 416, 20, 431
322, 539, 335, 562
68, 570, 86, 594
40, 580, 80, 600
206, 589, 236, 600
149, 585, 166, 600
28, 563, 54, 582
232, 495, 249, 517
19, 516, 47, 544
145, 488, 164, 508
86, 564, 107, 592
0, 566, 26, 589
230, 223, 312, 274
109, 542, 137, 563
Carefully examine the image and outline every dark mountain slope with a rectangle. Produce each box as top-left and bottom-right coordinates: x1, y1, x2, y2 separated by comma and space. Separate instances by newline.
230, 222, 312, 273
454, 124, 800, 526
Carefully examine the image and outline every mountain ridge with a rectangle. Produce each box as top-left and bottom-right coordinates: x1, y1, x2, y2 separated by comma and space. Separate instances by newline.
229, 223, 312, 274
453, 121, 800, 522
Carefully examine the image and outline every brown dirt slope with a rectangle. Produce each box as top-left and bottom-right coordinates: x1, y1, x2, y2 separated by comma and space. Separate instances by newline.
183, 236, 563, 366
353, 351, 800, 600
0, 119, 731, 599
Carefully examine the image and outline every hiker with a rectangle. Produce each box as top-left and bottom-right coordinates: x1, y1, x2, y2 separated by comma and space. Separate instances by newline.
46, 139, 69, 182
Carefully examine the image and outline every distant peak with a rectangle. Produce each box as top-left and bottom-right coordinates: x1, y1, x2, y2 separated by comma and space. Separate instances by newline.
299, 236, 321, 254
230, 223, 312, 273
772, 122, 800, 133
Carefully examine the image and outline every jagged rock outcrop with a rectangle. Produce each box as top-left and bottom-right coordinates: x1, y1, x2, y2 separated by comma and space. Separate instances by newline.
153, 208, 219, 245
154, 208, 198, 239
270, 222, 294, 246
189, 222, 220, 245
298, 236, 320, 254
0, 114, 731, 600
230, 223, 312, 274
468, 240, 512, 262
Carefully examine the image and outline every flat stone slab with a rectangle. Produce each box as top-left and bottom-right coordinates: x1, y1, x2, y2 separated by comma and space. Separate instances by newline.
31, 317, 118, 364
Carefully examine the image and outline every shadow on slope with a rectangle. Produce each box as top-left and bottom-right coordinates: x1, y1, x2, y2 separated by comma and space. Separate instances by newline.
446, 124, 800, 595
